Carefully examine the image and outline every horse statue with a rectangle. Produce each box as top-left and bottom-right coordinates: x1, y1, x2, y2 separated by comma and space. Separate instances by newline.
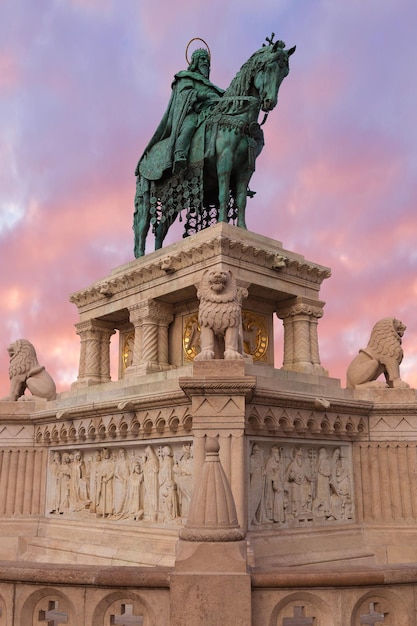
133, 35, 295, 258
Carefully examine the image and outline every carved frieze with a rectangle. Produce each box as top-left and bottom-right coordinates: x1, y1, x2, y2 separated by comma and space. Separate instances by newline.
46, 442, 193, 524
248, 440, 353, 529
247, 404, 368, 439
35, 405, 193, 445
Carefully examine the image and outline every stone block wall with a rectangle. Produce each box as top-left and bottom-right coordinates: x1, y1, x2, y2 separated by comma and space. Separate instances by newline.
0, 563, 416, 625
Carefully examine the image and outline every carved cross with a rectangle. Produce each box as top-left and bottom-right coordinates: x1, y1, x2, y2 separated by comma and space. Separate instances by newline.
283, 605, 315, 625
38, 600, 68, 625
360, 602, 387, 625
110, 604, 144, 625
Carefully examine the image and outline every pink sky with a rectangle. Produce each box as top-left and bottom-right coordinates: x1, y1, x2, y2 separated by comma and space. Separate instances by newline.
1, 0, 417, 396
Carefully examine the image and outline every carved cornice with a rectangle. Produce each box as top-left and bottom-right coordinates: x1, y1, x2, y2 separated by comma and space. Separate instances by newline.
251, 389, 372, 413
69, 230, 331, 310
32, 389, 189, 424
35, 402, 193, 446
247, 391, 370, 439
180, 376, 256, 400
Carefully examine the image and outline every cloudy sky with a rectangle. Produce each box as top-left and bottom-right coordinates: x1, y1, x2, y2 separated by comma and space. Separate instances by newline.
1, 0, 417, 396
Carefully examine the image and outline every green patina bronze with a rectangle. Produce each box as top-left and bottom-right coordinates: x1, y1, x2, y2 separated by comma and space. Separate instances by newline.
133, 34, 295, 258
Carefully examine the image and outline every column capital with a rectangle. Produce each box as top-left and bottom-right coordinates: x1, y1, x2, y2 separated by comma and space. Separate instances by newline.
276, 296, 325, 320
128, 299, 173, 325
75, 318, 116, 335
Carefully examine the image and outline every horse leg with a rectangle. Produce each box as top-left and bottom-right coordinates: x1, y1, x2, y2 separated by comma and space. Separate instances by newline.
133, 178, 151, 258
235, 174, 250, 229
233, 135, 256, 229
216, 140, 234, 223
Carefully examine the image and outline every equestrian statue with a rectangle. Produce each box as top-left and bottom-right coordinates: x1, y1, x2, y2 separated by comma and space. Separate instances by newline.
133, 34, 295, 258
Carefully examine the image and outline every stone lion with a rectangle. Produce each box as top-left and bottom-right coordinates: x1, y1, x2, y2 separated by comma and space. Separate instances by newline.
1, 339, 57, 401
346, 318, 410, 389
194, 269, 248, 361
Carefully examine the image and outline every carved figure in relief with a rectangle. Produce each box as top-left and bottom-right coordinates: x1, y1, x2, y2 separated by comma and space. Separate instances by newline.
88, 450, 102, 514
329, 448, 352, 520
194, 269, 248, 361
58, 453, 72, 513
113, 449, 130, 515
124, 459, 144, 520
1, 339, 56, 401
48, 451, 62, 514
249, 444, 266, 524
264, 446, 285, 523
143, 445, 159, 522
313, 448, 331, 518
97, 448, 115, 517
346, 318, 410, 389
70, 450, 90, 512
285, 447, 313, 520
173, 443, 193, 518
159, 446, 180, 522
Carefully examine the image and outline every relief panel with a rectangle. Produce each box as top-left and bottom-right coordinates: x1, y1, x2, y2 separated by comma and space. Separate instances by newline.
249, 440, 353, 529
46, 442, 193, 525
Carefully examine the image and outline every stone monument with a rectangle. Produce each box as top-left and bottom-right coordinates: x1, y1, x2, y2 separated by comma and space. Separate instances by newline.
1, 36, 417, 626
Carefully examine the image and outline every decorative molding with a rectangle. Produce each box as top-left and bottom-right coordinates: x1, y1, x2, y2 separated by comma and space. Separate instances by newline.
247, 393, 370, 439
35, 405, 193, 446
70, 230, 331, 310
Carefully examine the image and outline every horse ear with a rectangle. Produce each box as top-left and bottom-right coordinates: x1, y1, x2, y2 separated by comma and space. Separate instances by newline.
287, 45, 296, 56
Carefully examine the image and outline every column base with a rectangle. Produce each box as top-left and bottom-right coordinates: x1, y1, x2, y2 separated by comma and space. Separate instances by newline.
124, 362, 176, 377
283, 363, 328, 376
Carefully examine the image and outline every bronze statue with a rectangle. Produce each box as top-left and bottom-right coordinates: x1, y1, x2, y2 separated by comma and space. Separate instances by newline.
133, 35, 295, 257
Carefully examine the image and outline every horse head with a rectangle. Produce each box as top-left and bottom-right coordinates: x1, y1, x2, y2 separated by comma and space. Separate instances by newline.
254, 43, 296, 112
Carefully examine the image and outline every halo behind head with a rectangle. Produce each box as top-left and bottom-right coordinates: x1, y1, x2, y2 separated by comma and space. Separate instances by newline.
186, 37, 211, 64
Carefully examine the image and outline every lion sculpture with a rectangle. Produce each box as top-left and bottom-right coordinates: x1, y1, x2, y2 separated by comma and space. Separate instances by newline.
346, 318, 410, 390
1, 339, 57, 401
194, 269, 248, 361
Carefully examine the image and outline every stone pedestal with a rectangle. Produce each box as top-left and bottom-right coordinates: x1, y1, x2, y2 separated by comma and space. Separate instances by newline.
180, 361, 255, 529
171, 541, 251, 626
69, 222, 331, 381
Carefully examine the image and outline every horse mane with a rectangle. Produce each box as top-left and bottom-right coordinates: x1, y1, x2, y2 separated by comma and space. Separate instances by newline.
212, 46, 276, 115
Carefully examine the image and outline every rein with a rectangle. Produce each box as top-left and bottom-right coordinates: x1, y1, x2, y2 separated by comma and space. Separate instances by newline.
212, 95, 270, 127
260, 112, 269, 126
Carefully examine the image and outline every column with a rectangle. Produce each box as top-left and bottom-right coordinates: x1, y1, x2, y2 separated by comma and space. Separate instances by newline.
73, 319, 116, 387
125, 300, 173, 376
276, 297, 328, 375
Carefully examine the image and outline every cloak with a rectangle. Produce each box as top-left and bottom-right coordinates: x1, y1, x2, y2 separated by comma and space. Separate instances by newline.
136, 69, 224, 181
